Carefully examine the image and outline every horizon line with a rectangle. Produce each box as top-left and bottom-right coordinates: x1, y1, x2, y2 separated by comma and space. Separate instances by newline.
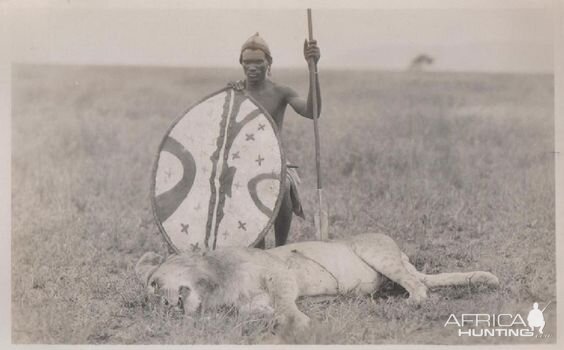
11, 61, 554, 76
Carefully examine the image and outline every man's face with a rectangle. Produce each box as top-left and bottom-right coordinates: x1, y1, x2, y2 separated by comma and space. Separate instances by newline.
241, 49, 268, 83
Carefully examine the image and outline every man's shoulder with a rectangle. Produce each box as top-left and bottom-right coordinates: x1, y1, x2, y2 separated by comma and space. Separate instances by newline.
269, 80, 298, 97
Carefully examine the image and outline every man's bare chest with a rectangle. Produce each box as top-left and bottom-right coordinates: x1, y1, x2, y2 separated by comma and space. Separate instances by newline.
246, 89, 287, 120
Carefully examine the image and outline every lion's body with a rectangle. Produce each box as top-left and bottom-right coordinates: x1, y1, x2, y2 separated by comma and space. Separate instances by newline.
268, 240, 382, 296
136, 233, 499, 331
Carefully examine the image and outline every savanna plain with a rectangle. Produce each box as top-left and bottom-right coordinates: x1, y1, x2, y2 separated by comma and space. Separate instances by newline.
11, 65, 555, 344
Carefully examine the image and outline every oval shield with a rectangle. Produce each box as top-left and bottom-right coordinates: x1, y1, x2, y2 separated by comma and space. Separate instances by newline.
151, 87, 286, 253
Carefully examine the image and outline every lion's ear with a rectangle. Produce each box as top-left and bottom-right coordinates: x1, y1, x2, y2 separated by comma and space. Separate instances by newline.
135, 252, 164, 286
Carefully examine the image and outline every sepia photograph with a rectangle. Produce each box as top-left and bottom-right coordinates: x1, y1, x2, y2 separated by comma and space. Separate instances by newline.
5, 0, 560, 346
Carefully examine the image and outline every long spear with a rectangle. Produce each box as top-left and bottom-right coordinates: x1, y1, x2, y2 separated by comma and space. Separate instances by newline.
307, 9, 328, 240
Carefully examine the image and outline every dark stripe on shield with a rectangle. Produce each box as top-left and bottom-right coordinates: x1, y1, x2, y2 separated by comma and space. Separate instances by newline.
154, 136, 197, 222
205, 91, 232, 249
211, 98, 266, 249
212, 92, 246, 249
247, 173, 278, 218
238, 108, 262, 126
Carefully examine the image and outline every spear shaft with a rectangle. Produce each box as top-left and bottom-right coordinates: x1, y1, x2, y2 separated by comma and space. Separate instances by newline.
307, 8, 328, 240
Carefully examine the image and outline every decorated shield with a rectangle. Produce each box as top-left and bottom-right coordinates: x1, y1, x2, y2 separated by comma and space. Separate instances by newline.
151, 87, 286, 253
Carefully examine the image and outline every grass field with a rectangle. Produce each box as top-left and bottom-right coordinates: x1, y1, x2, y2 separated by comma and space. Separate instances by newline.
11, 64, 555, 344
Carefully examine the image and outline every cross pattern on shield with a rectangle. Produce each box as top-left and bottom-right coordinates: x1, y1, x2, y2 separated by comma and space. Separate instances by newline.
151, 87, 286, 252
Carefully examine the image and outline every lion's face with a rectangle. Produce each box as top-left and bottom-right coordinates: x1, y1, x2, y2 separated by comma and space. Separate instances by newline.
145, 262, 203, 314
135, 252, 218, 314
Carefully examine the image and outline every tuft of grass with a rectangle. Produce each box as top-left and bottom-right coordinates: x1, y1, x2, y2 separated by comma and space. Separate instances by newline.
12, 64, 555, 344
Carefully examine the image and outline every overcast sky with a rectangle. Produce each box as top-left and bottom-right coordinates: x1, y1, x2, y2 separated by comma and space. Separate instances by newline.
7, 1, 554, 73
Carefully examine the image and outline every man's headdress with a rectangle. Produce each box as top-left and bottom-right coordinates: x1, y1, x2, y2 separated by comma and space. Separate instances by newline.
239, 32, 273, 65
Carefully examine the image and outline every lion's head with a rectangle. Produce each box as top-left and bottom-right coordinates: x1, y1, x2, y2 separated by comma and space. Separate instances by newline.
135, 252, 219, 314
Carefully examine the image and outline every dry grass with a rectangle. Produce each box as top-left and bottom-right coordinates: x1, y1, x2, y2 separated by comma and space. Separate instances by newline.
11, 64, 555, 344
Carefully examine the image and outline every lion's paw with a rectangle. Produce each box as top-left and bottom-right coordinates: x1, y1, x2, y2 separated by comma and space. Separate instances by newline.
279, 311, 310, 331
293, 312, 311, 329
470, 272, 499, 288
407, 287, 428, 306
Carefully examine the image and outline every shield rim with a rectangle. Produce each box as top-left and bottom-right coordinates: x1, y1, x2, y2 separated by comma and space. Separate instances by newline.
150, 86, 287, 253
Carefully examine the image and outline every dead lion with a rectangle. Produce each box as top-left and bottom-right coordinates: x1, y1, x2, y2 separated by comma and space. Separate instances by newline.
135, 233, 499, 331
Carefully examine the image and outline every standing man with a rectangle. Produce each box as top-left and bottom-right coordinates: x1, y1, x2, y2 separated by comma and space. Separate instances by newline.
229, 33, 321, 248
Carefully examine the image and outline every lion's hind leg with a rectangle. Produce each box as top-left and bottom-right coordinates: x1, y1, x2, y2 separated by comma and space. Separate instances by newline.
350, 234, 428, 304
400, 253, 499, 289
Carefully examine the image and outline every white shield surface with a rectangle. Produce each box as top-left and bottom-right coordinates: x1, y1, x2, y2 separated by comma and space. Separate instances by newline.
151, 88, 285, 252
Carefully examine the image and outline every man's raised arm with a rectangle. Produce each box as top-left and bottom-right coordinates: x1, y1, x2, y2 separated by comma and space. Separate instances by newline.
287, 39, 322, 119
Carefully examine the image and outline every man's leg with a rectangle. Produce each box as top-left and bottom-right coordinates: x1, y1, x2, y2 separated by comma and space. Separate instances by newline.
255, 190, 291, 249
274, 189, 293, 246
